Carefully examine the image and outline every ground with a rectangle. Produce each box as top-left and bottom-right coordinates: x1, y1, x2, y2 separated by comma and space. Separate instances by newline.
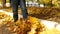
1, 7, 60, 22
0, 7, 60, 34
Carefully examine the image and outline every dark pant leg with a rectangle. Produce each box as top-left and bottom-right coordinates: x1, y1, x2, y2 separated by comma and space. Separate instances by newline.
11, 0, 18, 22
23, 0, 26, 7
19, 0, 28, 20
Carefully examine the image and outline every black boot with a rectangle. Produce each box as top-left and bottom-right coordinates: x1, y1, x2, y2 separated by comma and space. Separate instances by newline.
22, 9, 28, 20
13, 12, 18, 22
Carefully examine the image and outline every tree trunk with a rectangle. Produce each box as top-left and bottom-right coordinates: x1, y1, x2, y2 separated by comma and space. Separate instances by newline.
2, 0, 6, 8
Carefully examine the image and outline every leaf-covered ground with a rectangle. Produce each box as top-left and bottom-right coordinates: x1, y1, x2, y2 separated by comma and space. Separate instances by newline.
1, 7, 60, 23
0, 10, 60, 34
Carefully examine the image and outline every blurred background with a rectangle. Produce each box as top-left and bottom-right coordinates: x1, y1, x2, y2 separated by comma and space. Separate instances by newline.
0, 0, 60, 8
